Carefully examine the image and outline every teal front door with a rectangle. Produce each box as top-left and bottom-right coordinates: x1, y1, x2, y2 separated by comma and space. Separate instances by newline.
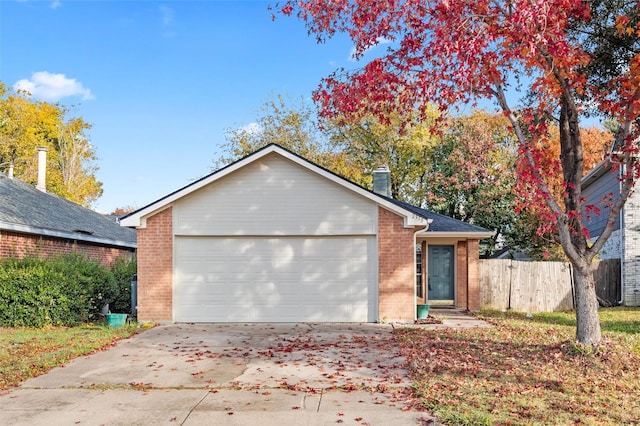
428, 245, 455, 302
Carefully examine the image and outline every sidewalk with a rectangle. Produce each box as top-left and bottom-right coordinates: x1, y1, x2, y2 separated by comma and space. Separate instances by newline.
403, 307, 492, 329
0, 388, 428, 426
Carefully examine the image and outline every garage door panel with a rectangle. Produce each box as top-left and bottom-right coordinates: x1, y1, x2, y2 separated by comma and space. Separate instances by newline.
174, 236, 376, 322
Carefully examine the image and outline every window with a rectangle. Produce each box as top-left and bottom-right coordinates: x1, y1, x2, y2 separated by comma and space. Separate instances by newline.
416, 244, 423, 298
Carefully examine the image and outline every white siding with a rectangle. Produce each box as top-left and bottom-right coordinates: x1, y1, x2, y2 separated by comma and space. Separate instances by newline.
595, 229, 622, 260
173, 154, 377, 236
623, 187, 640, 306
582, 168, 621, 236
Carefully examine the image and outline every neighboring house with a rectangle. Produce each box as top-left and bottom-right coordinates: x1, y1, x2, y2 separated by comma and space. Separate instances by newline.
0, 171, 137, 266
582, 160, 640, 307
121, 144, 493, 323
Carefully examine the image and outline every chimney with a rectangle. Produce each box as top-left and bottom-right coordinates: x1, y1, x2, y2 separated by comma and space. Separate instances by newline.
372, 165, 391, 197
36, 146, 48, 192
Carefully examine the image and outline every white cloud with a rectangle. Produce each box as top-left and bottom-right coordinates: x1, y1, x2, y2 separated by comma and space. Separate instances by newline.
50, 0, 62, 9
349, 37, 393, 61
240, 122, 262, 136
159, 5, 176, 38
159, 5, 174, 27
13, 72, 94, 102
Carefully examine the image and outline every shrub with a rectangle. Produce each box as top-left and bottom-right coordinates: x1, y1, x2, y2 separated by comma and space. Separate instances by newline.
0, 254, 136, 327
0, 258, 87, 326
109, 256, 137, 314
49, 254, 117, 317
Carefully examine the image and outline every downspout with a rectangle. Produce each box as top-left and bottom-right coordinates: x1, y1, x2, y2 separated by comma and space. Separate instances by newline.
414, 219, 433, 318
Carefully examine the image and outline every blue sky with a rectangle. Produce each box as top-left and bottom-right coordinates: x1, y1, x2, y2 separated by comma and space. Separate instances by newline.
1, 0, 372, 213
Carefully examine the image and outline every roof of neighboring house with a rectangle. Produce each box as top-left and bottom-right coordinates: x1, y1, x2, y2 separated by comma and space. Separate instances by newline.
121, 143, 493, 238
0, 173, 137, 248
582, 159, 613, 188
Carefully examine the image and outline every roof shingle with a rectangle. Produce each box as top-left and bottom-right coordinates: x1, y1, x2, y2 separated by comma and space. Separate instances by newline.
0, 173, 136, 247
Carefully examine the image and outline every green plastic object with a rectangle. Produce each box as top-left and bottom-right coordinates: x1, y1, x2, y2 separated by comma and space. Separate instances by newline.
106, 313, 127, 328
417, 304, 430, 319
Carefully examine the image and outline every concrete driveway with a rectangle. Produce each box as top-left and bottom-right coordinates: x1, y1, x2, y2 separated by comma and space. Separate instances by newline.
0, 322, 438, 425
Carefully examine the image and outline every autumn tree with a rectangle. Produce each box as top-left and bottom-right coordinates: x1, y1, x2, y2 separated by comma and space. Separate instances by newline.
512, 126, 614, 260
279, 0, 640, 346
110, 206, 138, 216
427, 111, 519, 256
217, 94, 328, 164
216, 93, 369, 183
325, 107, 442, 200
0, 83, 102, 207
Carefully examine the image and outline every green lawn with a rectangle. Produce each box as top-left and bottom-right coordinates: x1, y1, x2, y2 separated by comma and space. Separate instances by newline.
395, 308, 640, 426
0, 324, 138, 390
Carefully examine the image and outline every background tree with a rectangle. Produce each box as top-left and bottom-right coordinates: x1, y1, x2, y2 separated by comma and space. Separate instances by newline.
216, 93, 369, 183
110, 206, 138, 216
54, 117, 102, 207
324, 107, 441, 199
426, 111, 519, 256
217, 94, 329, 164
279, 0, 640, 346
327, 108, 520, 256
512, 125, 614, 260
0, 83, 102, 207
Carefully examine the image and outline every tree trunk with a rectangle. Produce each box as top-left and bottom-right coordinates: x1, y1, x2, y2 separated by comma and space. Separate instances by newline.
572, 261, 602, 346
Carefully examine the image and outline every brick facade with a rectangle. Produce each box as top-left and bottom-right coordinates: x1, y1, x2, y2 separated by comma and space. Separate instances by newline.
453, 240, 481, 311
378, 207, 415, 321
456, 241, 469, 309
466, 239, 481, 311
137, 207, 173, 321
133, 206, 484, 322
0, 230, 134, 267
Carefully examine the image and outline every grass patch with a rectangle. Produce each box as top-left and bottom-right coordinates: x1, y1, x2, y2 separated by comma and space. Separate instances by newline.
396, 307, 640, 425
0, 323, 138, 389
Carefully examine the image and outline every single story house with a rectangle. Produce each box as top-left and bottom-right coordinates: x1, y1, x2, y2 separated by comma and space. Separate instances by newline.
121, 144, 493, 323
582, 159, 640, 306
0, 149, 136, 266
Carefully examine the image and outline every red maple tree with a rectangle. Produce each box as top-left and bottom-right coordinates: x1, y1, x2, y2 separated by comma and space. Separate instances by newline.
278, 0, 640, 346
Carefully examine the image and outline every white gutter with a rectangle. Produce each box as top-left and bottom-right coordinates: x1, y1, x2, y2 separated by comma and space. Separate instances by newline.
422, 231, 495, 239
0, 221, 137, 249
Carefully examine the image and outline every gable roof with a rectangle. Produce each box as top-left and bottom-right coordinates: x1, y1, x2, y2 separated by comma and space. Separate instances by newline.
121, 144, 493, 238
383, 197, 492, 235
0, 173, 137, 248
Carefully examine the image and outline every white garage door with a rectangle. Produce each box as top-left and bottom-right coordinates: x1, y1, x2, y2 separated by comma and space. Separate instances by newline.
174, 236, 377, 322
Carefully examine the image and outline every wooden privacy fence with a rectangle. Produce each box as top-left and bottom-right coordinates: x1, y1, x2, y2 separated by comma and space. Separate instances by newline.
479, 259, 621, 313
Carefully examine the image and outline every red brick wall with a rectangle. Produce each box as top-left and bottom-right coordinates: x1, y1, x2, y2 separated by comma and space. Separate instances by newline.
454, 239, 481, 311
0, 230, 134, 267
137, 207, 173, 322
378, 207, 415, 321
467, 239, 481, 311
456, 241, 469, 309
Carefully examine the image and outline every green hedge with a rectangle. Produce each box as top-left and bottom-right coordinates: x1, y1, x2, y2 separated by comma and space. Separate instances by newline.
0, 254, 136, 327
109, 256, 137, 314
